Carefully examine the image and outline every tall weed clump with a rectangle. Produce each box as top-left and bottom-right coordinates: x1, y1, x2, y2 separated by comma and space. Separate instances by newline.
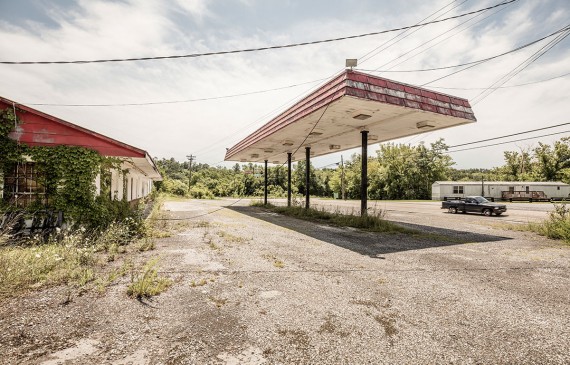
0, 230, 96, 297
259, 203, 412, 234
533, 204, 570, 243
127, 258, 172, 299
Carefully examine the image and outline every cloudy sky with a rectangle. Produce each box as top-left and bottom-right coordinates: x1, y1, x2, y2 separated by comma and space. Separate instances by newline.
0, 0, 568, 169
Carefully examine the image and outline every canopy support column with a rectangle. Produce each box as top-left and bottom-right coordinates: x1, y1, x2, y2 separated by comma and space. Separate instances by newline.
264, 160, 268, 205
305, 147, 310, 209
287, 152, 292, 207
361, 130, 368, 216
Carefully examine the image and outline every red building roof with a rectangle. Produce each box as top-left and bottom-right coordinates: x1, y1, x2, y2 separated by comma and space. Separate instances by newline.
0, 96, 161, 179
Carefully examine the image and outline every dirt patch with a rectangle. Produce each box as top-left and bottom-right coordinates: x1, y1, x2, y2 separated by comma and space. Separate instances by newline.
1, 198, 569, 364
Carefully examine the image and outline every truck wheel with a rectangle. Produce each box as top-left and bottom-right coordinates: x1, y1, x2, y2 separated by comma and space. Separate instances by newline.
483, 209, 492, 216
449, 207, 457, 214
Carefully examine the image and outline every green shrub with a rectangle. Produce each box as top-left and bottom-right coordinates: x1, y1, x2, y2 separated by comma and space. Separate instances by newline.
532, 204, 570, 243
189, 183, 215, 199
161, 178, 189, 196
257, 204, 412, 234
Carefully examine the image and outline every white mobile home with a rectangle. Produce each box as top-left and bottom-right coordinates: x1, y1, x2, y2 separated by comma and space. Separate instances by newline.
432, 181, 570, 201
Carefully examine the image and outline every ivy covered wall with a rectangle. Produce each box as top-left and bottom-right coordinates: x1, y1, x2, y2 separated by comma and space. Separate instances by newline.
0, 107, 137, 228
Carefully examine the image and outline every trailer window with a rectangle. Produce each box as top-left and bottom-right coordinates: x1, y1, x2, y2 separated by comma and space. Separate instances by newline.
453, 186, 464, 194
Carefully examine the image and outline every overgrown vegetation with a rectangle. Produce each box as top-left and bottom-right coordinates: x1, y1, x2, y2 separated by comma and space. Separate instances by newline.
523, 204, 570, 244
156, 137, 570, 201
253, 202, 413, 234
0, 107, 144, 230
0, 222, 155, 298
0, 193, 171, 298
127, 258, 172, 299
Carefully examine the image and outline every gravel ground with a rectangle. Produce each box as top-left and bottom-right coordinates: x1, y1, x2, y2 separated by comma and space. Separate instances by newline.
1, 198, 569, 364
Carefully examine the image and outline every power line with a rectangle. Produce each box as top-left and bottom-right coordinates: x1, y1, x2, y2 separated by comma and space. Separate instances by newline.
24, 27, 569, 109
152, 198, 244, 221
377, 0, 515, 73
447, 130, 570, 153
0, 1, 516, 65
421, 24, 570, 87
429, 71, 570, 90
358, 0, 464, 66
319, 123, 570, 167
448, 122, 570, 149
25, 77, 330, 107
471, 26, 570, 105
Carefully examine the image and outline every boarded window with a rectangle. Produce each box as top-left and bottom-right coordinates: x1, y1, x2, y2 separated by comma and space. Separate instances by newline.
2, 162, 46, 208
453, 185, 464, 194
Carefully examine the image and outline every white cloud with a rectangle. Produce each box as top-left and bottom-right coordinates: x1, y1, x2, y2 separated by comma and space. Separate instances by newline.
0, 0, 568, 170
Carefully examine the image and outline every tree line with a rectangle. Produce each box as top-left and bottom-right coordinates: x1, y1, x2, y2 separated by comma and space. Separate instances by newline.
155, 137, 570, 200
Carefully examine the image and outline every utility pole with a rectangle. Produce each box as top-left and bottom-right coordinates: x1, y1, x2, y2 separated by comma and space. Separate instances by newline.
187, 154, 195, 187
340, 155, 346, 200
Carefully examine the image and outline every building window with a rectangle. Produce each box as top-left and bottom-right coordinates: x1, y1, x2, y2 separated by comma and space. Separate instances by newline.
2, 162, 46, 208
453, 185, 464, 194
558, 186, 560, 190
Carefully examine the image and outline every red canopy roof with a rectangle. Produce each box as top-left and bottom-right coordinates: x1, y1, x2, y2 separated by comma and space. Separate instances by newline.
225, 70, 476, 164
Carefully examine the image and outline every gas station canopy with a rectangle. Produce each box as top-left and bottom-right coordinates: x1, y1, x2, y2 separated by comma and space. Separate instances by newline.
225, 70, 476, 164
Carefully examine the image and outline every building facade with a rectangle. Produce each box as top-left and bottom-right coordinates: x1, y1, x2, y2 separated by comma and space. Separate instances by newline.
432, 181, 570, 201
0, 96, 161, 208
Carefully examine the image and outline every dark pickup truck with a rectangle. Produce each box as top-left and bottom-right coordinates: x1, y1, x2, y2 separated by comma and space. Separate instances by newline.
442, 196, 507, 216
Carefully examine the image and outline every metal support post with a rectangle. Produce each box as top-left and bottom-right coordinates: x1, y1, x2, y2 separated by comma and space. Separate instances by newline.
264, 160, 268, 205
305, 147, 310, 209
361, 130, 368, 216
287, 153, 292, 207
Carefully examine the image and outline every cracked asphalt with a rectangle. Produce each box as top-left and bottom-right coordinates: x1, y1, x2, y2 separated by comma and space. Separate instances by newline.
1, 198, 569, 364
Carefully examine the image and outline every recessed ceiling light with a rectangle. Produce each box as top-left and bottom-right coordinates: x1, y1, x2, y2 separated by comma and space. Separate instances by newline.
263, 149, 273, 153
353, 114, 372, 120
309, 131, 323, 136
416, 121, 435, 129
282, 140, 294, 146
251, 154, 259, 158
329, 144, 341, 150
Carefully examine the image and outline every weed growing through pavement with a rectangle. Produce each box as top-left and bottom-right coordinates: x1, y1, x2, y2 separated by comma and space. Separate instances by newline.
253, 203, 412, 234
0, 229, 100, 298
217, 230, 251, 244
127, 257, 172, 299
262, 253, 285, 269
136, 238, 156, 252
190, 278, 209, 287
209, 296, 227, 308
504, 204, 570, 244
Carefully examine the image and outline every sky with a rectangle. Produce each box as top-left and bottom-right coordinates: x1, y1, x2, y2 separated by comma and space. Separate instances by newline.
0, 0, 569, 170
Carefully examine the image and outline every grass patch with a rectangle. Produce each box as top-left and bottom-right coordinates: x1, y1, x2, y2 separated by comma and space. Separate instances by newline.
127, 258, 172, 299
0, 216, 161, 298
217, 230, 250, 244
209, 296, 227, 308
257, 203, 413, 234
511, 204, 570, 244
0, 241, 97, 298
136, 238, 156, 252
262, 253, 285, 268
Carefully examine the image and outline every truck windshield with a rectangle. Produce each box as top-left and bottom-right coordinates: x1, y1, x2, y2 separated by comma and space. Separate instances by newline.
474, 197, 489, 203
